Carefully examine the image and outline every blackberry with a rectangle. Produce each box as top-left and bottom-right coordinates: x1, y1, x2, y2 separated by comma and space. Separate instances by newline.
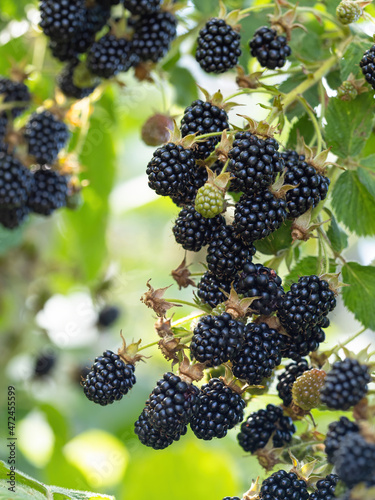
233, 191, 287, 242
180, 100, 229, 160
228, 131, 284, 195
206, 224, 256, 280
197, 271, 231, 308
25, 111, 70, 165
145, 372, 200, 436
87, 35, 137, 79
172, 206, 224, 252
83, 349, 136, 405
132, 11, 177, 63
0, 205, 30, 229
124, 0, 161, 15
276, 359, 311, 407
234, 262, 284, 316
360, 44, 375, 90
190, 378, 245, 440
190, 312, 245, 367
292, 368, 326, 411
320, 358, 371, 410
277, 275, 336, 335
0, 115, 7, 141
280, 324, 327, 361
96, 0, 121, 5
237, 404, 295, 453
146, 142, 196, 197
281, 150, 330, 219
57, 60, 99, 100
309, 474, 339, 500
34, 352, 56, 377
27, 169, 69, 216
324, 416, 360, 464
223, 498, 241, 500
335, 433, 375, 488
0, 151, 33, 208
232, 322, 284, 385
195, 18, 241, 74
259, 470, 309, 500
0, 77, 31, 119
336, 1, 362, 24
134, 409, 181, 450
249, 26, 291, 69
98, 306, 120, 327
195, 182, 225, 218
39, 0, 86, 42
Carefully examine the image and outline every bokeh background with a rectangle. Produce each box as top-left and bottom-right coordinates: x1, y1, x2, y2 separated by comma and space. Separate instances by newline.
0, 1, 374, 499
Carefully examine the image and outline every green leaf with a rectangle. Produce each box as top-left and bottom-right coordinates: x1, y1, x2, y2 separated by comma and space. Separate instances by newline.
169, 66, 199, 108
324, 94, 375, 158
255, 220, 292, 255
191, 0, 218, 14
340, 37, 371, 80
325, 209, 349, 253
325, 69, 342, 91
358, 154, 375, 199
279, 73, 319, 119
0, 225, 25, 256
284, 256, 336, 290
332, 170, 375, 236
342, 262, 375, 330
287, 114, 315, 149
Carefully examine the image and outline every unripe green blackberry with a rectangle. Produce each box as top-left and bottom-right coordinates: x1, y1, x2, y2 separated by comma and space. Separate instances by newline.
195, 183, 225, 218
336, 1, 362, 24
337, 81, 358, 101
292, 368, 326, 411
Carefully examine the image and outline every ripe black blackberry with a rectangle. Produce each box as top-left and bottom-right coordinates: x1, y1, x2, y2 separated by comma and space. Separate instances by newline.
98, 306, 120, 327
180, 100, 229, 160
335, 432, 375, 488
276, 358, 311, 407
197, 271, 232, 308
27, 170, 69, 216
172, 206, 224, 252
206, 224, 256, 280
0, 115, 7, 140
280, 324, 326, 361
234, 262, 284, 316
281, 150, 330, 219
34, 352, 56, 377
223, 498, 241, 500
39, 0, 86, 42
233, 190, 287, 243
87, 35, 137, 79
124, 0, 161, 15
190, 378, 245, 440
57, 60, 98, 100
132, 11, 177, 63
83, 350, 136, 405
134, 409, 184, 450
0, 205, 30, 229
259, 470, 309, 500
228, 131, 284, 195
309, 474, 339, 500
0, 151, 33, 208
190, 312, 245, 367
195, 18, 241, 74
145, 372, 200, 436
249, 26, 291, 69
0, 77, 31, 118
277, 275, 336, 335
237, 404, 295, 453
232, 322, 284, 385
320, 358, 371, 410
25, 111, 70, 165
324, 416, 360, 464
360, 44, 375, 90
146, 142, 196, 197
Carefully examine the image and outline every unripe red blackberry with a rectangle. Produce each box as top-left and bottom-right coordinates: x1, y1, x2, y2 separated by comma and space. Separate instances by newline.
0, 205, 30, 229
57, 60, 98, 99
190, 378, 245, 440
249, 26, 291, 69
335, 433, 375, 488
320, 358, 371, 410
190, 312, 245, 367
292, 368, 326, 411
124, 0, 161, 15
336, 1, 362, 24
259, 470, 309, 500
197, 272, 232, 309
195, 18, 241, 74
141, 113, 174, 147
232, 322, 284, 385
0, 151, 33, 208
309, 474, 339, 500
0, 77, 31, 119
276, 359, 311, 407
27, 169, 69, 216
87, 35, 137, 79
134, 409, 184, 450
360, 44, 375, 91
39, 0, 86, 42
324, 416, 360, 464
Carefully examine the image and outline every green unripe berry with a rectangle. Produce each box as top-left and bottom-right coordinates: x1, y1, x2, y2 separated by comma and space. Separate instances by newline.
336, 1, 362, 24
195, 183, 225, 218
292, 368, 326, 411
337, 81, 358, 101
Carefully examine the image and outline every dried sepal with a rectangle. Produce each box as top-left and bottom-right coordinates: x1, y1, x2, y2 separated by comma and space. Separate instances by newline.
134, 62, 154, 83
224, 286, 261, 319
296, 139, 337, 175
197, 85, 239, 113
289, 452, 319, 482
271, 170, 296, 199
269, 5, 307, 40
236, 67, 263, 89
206, 165, 232, 192
178, 354, 206, 383
118, 331, 147, 365
215, 130, 234, 162
171, 257, 195, 290
319, 272, 348, 296
158, 335, 183, 366
353, 398, 375, 422
291, 208, 328, 242
255, 442, 284, 472
238, 114, 279, 138
140, 279, 182, 317
338, 73, 369, 101
218, 0, 248, 28
243, 477, 261, 500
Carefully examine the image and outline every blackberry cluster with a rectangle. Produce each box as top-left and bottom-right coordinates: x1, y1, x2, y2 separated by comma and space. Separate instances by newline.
27, 169, 69, 216
233, 191, 287, 243
57, 60, 98, 100
180, 100, 229, 159
195, 18, 241, 74
190, 312, 245, 367
190, 378, 245, 440
98, 306, 120, 328
277, 359, 311, 407
249, 26, 292, 69
335, 432, 375, 488
34, 352, 56, 377
39, 0, 86, 41
360, 44, 375, 90
196, 272, 232, 308
228, 132, 284, 195
324, 416, 360, 463
134, 409, 182, 450
309, 475, 339, 500
259, 470, 309, 500
232, 322, 284, 385
234, 262, 284, 316
320, 358, 371, 410
83, 350, 136, 406
87, 36, 137, 79
0, 151, 33, 208
237, 404, 295, 453
124, 0, 161, 15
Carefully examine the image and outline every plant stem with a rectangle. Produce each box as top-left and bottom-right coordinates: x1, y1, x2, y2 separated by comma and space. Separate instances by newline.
172, 312, 205, 327
341, 327, 367, 347
287, 440, 324, 451
221, 158, 230, 174
297, 96, 324, 153
138, 341, 159, 352
239, 4, 274, 15
196, 130, 236, 140
165, 298, 203, 309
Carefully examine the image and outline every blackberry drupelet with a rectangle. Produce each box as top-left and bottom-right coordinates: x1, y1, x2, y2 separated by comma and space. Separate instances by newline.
98, 306, 120, 327
134, 409, 182, 449
87, 35, 136, 79
39, 0, 86, 41
197, 271, 232, 308
320, 358, 371, 410
276, 358, 311, 407
228, 131, 284, 195
132, 11, 177, 63
360, 44, 375, 90
27, 169, 69, 216
195, 18, 241, 74
146, 142, 196, 197
124, 0, 161, 15
0, 151, 33, 208
232, 322, 284, 385
280, 324, 326, 361
83, 350, 136, 405
324, 416, 360, 464
309, 474, 339, 500
172, 206, 224, 252
0, 77, 31, 118
34, 352, 56, 377
0, 205, 30, 229
57, 60, 98, 100
277, 275, 336, 335
259, 470, 309, 500
190, 378, 245, 440
237, 404, 295, 453
180, 100, 229, 159
249, 26, 291, 69
25, 111, 70, 165
335, 432, 375, 488
206, 224, 256, 280
190, 312, 245, 367
292, 368, 326, 411
234, 262, 284, 316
